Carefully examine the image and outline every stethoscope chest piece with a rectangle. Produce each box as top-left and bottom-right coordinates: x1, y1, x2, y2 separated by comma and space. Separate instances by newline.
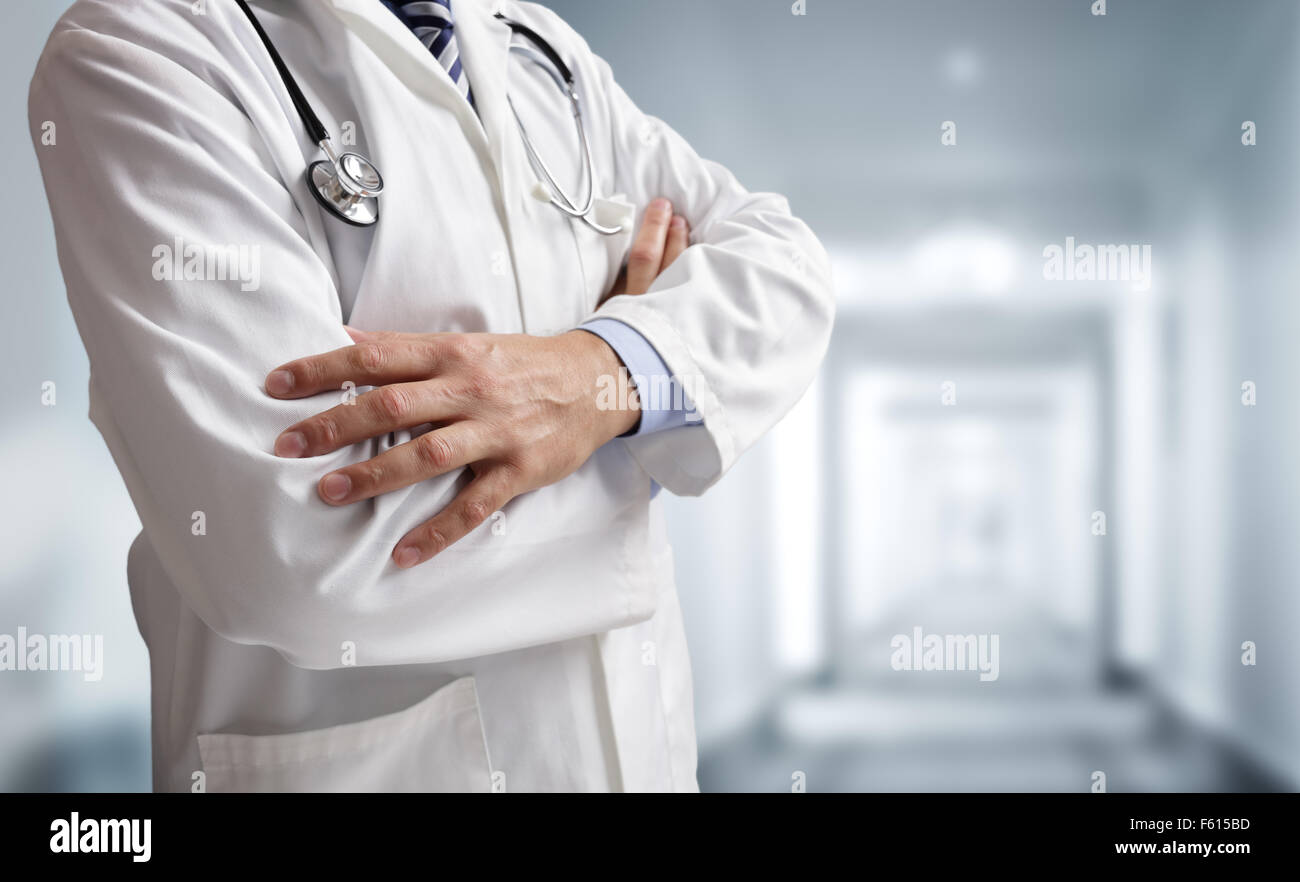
308, 148, 383, 227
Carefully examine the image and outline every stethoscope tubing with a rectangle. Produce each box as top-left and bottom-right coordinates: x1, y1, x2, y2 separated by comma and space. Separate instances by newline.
234, 0, 329, 145
234, 0, 621, 235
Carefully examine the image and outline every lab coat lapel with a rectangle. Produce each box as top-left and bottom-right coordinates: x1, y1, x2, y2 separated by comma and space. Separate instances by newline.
321, 0, 488, 144
453, 0, 515, 182
316, 0, 523, 233
312, 0, 526, 333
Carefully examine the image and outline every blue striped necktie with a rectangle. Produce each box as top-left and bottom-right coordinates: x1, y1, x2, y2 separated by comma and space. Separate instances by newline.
383, 0, 475, 107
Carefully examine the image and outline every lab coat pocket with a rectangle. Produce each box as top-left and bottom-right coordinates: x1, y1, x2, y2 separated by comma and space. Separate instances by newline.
576, 195, 636, 304
197, 677, 493, 793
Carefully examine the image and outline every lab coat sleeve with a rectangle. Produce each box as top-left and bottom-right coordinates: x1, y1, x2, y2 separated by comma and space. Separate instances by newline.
532, 8, 836, 496
28, 23, 652, 670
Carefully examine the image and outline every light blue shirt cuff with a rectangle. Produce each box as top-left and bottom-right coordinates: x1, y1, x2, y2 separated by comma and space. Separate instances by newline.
578, 318, 694, 437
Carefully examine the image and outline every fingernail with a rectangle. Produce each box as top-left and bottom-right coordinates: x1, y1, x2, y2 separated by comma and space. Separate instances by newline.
671, 216, 686, 229
394, 546, 420, 569
650, 198, 671, 217
320, 472, 351, 502
274, 431, 307, 458
266, 370, 295, 396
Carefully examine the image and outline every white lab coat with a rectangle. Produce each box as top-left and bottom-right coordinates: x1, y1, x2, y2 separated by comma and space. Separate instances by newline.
29, 0, 833, 792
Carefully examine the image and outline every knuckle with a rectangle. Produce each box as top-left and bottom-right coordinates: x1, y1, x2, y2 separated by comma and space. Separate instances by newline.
292, 359, 321, 390
465, 371, 502, 401
357, 461, 384, 492
421, 524, 448, 554
414, 432, 455, 471
461, 498, 492, 530
415, 341, 441, 373
439, 335, 473, 365
353, 342, 385, 373
628, 244, 660, 265
500, 425, 529, 453
313, 415, 341, 449
374, 385, 411, 422
498, 458, 531, 487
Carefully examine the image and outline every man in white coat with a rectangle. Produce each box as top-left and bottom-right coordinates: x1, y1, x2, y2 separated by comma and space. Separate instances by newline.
29, 0, 833, 792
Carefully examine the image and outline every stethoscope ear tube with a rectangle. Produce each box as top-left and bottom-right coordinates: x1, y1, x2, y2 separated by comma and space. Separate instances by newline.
497, 15, 624, 236
234, 0, 330, 145
494, 14, 576, 87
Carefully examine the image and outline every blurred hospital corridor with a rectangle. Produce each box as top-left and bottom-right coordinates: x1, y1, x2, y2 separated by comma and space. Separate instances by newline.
623, 0, 1300, 792
686, 300, 1290, 793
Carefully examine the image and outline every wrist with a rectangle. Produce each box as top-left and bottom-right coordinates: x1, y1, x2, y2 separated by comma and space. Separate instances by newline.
562, 330, 640, 441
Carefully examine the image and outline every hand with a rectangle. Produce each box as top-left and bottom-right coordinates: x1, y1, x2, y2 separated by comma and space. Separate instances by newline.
600, 197, 690, 303
265, 198, 691, 569
267, 329, 637, 568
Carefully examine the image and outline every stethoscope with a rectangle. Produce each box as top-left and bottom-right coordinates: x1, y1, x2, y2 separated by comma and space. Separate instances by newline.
234, 0, 622, 234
